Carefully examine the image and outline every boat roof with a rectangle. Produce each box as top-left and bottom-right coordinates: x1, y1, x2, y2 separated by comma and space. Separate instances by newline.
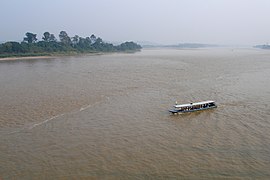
174, 100, 215, 108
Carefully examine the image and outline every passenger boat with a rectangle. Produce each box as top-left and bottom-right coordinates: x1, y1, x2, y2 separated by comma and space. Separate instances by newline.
169, 100, 217, 114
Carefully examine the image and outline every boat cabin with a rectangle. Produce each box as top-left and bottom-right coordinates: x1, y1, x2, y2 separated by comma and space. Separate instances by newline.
169, 100, 217, 114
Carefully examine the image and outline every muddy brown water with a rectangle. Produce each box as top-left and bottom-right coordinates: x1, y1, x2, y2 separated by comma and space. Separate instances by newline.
1, 48, 270, 179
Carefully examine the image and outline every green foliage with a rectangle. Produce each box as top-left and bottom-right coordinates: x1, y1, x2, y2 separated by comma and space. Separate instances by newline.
48, 34, 57, 42
42, 32, 57, 42
116, 42, 142, 51
254, 44, 270, 49
59, 31, 71, 46
42, 32, 51, 42
0, 42, 26, 53
0, 31, 142, 57
72, 35, 80, 46
23, 32, 37, 43
90, 34, 96, 43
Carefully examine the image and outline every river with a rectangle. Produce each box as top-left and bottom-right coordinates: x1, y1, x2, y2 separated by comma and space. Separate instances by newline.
1, 48, 270, 179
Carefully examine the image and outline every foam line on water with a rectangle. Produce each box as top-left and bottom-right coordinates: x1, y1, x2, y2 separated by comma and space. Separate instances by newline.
6, 95, 110, 134
28, 113, 65, 130
29, 96, 110, 129
5, 113, 65, 135
5, 112, 74, 135
80, 96, 110, 112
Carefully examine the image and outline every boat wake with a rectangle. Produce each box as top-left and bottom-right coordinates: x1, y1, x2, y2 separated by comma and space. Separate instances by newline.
80, 96, 110, 112
28, 113, 65, 130
29, 98, 109, 130
26, 96, 110, 132
5, 96, 111, 135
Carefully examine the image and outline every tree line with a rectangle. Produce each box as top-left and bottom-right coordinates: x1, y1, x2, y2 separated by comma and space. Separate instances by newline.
254, 44, 270, 49
0, 31, 142, 56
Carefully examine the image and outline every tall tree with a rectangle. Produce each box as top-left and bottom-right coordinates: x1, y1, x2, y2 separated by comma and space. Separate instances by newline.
95, 37, 103, 44
85, 37, 91, 44
72, 35, 80, 45
59, 31, 71, 45
48, 34, 57, 42
23, 32, 37, 43
42, 32, 51, 42
90, 34, 97, 44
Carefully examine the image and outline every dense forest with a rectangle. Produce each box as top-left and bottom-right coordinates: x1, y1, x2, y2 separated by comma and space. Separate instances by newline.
0, 31, 142, 58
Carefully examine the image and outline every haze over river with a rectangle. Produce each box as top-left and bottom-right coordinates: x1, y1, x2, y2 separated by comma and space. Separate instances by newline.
1, 48, 270, 179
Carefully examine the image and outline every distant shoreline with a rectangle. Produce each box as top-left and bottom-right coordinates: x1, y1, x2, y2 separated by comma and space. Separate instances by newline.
0, 56, 55, 61
0, 51, 138, 61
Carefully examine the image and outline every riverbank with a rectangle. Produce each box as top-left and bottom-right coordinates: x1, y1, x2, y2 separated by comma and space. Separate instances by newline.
0, 56, 56, 61
0, 51, 109, 61
0, 51, 138, 61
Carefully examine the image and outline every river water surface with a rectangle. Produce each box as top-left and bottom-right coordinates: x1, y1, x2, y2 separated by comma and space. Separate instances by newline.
1, 48, 270, 179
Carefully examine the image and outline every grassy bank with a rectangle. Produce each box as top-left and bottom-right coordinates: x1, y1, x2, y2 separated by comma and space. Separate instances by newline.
0, 53, 52, 58
0, 50, 101, 58
0, 50, 141, 61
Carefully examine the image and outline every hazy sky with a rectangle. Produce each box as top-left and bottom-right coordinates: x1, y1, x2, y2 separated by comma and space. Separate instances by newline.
1, 0, 270, 45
